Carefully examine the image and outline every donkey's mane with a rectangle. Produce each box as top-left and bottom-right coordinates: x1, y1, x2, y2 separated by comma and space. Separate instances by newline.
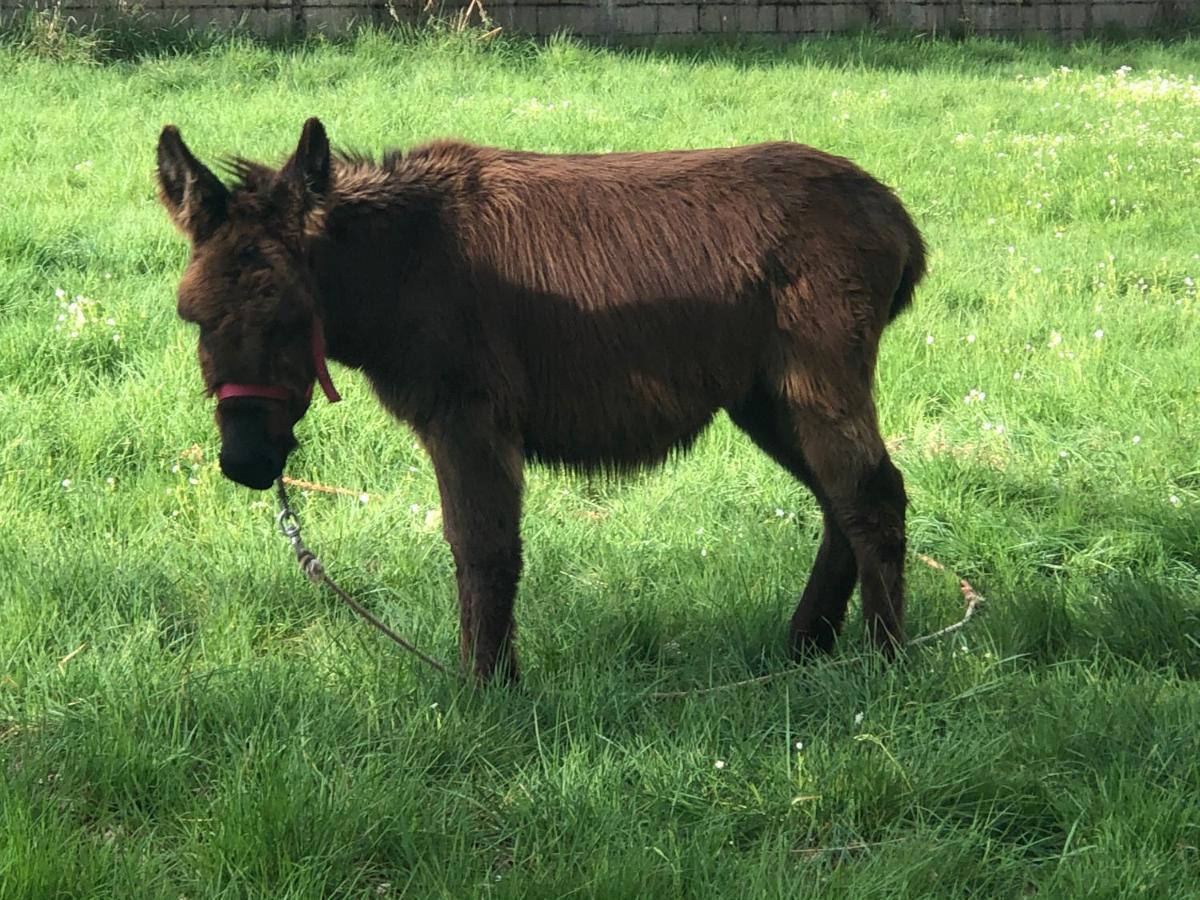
218, 156, 276, 194
213, 143, 453, 217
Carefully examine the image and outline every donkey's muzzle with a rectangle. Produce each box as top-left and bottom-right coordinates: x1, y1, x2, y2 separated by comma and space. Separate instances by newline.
217, 400, 294, 491
219, 447, 285, 490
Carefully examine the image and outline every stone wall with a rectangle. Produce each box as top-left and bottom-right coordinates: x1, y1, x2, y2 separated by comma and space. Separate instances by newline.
2, 0, 1193, 40
468, 0, 1192, 39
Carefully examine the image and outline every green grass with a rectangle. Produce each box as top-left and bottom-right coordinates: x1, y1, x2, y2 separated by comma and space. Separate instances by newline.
2, 25, 1200, 898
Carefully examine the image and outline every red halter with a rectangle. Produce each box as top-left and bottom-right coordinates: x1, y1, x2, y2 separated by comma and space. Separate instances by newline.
215, 319, 342, 406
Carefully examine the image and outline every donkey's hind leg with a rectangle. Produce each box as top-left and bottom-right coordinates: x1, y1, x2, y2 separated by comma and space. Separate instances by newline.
794, 407, 907, 657
728, 389, 859, 656
731, 388, 907, 657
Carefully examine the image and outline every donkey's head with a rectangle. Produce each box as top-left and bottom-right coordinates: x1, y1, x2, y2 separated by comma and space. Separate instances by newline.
157, 118, 340, 490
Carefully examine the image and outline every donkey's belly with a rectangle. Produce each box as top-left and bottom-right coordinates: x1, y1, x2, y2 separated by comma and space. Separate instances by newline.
521, 373, 724, 472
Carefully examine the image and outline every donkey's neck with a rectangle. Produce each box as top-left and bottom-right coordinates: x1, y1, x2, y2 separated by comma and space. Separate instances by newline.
308, 152, 467, 378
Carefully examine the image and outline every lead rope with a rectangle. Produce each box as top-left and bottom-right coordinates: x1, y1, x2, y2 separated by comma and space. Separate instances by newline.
273, 478, 985, 694
274, 478, 451, 675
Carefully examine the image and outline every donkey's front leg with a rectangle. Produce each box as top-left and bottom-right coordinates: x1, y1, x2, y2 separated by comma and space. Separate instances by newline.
423, 409, 524, 682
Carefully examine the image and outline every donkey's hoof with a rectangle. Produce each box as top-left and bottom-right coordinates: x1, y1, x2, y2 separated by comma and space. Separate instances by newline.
867, 623, 906, 662
790, 627, 837, 660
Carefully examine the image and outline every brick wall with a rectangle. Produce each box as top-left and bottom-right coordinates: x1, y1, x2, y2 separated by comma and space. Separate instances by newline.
3, 0, 1193, 39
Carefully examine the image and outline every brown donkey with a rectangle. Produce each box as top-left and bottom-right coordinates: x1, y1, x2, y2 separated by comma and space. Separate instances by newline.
156, 118, 925, 681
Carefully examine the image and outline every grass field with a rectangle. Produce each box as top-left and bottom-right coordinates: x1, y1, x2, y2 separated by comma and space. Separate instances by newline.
2, 22, 1199, 898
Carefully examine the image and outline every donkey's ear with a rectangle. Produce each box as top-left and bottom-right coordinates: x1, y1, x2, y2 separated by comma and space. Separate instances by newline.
281, 117, 331, 201
156, 126, 228, 241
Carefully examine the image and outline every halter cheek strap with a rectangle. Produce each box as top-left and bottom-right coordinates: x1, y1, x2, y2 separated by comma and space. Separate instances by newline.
214, 319, 342, 405
310, 318, 341, 403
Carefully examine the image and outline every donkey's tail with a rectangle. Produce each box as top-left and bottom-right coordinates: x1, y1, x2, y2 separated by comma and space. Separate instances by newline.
888, 226, 927, 323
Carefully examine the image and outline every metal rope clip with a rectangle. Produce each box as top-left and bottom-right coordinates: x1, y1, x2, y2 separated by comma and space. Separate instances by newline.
275, 478, 324, 581
275, 482, 303, 548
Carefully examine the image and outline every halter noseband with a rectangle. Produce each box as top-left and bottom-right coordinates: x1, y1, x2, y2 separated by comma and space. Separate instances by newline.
214, 319, 342, 406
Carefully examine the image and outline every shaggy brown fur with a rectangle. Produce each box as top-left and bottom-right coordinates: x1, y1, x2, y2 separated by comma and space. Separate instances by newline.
157, 118, 926, 681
